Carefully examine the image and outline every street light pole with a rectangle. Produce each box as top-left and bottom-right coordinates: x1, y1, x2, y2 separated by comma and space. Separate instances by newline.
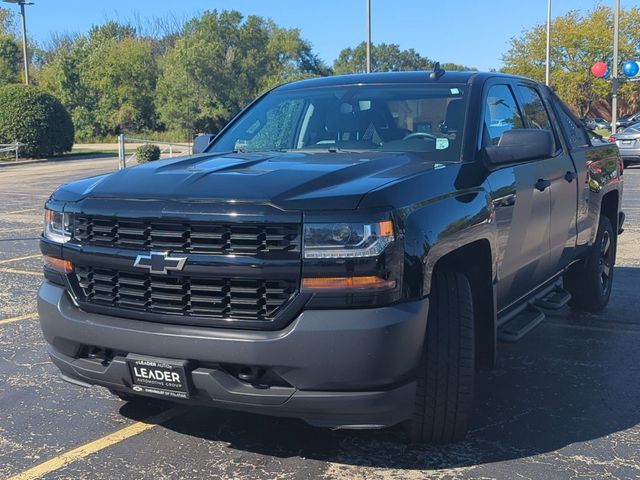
612, 0, 620, 135
366, 0, 371, 73
18, 1, 29, 85
3, 0, 33, 85
545, 0, 551, 85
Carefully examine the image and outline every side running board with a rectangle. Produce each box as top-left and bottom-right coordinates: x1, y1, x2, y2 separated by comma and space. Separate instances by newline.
535, 285, 572, 310
498, 307, 545, 343
497, 283, 572, 343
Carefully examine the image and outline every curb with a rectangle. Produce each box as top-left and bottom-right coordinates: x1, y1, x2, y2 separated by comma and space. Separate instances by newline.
0, 154, 119, 168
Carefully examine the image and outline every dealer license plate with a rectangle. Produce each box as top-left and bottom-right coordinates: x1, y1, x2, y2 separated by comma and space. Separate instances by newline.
127, 354, 191, 399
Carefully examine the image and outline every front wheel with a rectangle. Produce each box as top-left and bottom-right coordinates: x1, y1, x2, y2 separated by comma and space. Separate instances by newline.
409, 271, 475, 443
565, 215, 616, 312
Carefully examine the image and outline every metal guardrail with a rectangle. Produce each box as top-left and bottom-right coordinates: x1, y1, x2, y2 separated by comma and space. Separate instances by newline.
117, 134, 192, 170
0, 143, 24, 161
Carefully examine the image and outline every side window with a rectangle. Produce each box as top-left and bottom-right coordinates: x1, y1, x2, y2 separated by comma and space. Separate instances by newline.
516, 85, 552, 131
554, 101, 590, 149
484, 85, 524, 146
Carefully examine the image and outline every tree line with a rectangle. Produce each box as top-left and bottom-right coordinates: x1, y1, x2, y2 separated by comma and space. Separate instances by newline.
0, 9, 470, 142
2, 5, 637, 144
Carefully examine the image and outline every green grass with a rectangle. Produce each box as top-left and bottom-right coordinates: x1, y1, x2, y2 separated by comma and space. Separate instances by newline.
77, 130, 192, 144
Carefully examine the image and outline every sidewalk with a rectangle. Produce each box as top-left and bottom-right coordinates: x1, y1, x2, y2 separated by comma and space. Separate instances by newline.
0, 142, 191, 169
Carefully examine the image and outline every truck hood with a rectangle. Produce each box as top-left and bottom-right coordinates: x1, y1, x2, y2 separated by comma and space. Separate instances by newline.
53, 151, 444, 210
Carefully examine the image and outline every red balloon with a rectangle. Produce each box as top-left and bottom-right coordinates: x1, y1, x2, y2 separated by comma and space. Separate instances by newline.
591, 62, 609, 78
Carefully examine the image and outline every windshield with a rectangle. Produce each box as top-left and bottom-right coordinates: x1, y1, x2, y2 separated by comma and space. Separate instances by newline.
623, 123, 640, 133
209, 84, 468, 159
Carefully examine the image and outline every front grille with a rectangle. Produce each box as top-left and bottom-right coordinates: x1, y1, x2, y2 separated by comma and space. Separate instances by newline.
74, 265, 296, 321
74, 215, 300, 256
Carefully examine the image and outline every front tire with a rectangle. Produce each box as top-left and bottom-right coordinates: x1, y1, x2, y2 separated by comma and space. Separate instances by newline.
565, 215, 616, 312
409, 271, 475, 443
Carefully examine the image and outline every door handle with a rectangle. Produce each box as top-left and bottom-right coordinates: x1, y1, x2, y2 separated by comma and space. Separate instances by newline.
564, 171, 576, 182
535, 179, 551, 192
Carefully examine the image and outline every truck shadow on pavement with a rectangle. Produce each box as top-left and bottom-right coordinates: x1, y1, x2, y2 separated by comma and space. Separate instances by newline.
120, 266, 640, 471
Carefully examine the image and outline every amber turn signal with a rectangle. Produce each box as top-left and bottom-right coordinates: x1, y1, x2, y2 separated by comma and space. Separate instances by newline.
378, 220, 394, 237
44, 256, 73, 273
302, 276, 396, 291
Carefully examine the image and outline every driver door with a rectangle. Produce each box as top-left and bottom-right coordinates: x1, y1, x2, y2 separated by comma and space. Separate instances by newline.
483, 82, 553, 308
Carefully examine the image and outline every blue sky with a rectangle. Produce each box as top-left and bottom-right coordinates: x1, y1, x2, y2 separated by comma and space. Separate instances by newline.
12, 0, 640, 71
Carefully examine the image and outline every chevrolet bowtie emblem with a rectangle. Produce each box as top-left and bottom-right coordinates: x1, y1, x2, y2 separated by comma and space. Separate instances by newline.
133, 251, 187, 274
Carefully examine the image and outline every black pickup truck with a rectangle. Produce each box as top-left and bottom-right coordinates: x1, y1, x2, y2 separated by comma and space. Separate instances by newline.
38, 70, 624, 443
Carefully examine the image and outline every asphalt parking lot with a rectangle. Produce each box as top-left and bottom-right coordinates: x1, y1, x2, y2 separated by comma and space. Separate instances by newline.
1, 157, 639, 480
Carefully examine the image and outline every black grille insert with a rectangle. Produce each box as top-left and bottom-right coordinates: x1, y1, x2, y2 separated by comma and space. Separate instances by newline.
74, 216, 300, 256
74, 265, 297, 321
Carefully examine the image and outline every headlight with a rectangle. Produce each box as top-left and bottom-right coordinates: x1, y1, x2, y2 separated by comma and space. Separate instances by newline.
303, 220, 394, 259
44, 209, 73, 243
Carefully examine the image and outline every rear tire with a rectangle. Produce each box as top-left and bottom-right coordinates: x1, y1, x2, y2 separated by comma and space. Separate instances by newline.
409, 271, 475, 444
565, 215, 616, 312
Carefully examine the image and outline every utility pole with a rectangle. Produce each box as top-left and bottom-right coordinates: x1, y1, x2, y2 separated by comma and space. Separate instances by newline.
545, 0, 551, 85
612, 0, 620, 135
3, 0, 33, 85
366, 0, 371, 73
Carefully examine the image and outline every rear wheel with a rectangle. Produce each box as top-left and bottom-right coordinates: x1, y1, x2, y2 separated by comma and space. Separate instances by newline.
565, 215, 616, 312
409, 271, 475, 443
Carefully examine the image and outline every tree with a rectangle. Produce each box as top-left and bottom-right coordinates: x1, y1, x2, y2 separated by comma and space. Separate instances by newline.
155, 10, 329, 135
333, 42, 475, 75
502, 6, 640, 117
0, 84, 74, 157
37, 21, 159, 139
0, 35, 19, 85
0, 8, 19, 85
85, 36, 158, 134
334, 42, 431, 74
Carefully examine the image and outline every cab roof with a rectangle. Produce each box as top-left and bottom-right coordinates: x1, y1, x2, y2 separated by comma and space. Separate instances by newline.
276, 71, 524, 91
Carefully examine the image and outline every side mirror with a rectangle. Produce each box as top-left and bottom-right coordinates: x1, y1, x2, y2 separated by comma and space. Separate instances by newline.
484, 129, 555, 166
192, 133, 216, 154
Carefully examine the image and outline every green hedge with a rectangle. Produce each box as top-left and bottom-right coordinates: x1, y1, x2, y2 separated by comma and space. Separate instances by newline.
136, 143, 161, 163
0, 84, 74, 158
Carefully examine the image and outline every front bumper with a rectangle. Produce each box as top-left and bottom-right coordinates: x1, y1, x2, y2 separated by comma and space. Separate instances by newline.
38, 281, 429, 428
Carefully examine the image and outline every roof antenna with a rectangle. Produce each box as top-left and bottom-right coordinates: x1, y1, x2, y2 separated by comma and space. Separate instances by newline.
430, 62, 445, 80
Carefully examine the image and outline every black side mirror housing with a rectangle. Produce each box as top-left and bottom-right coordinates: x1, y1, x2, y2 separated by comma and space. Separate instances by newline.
484, 129, 555, 166
192, 133, 216, 154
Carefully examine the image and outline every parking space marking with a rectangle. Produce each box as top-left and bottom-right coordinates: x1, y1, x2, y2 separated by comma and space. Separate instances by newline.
0, 267, 41, 276
0, 313, 37, 325
7, 406, 185, 480
0, 254, 41, 265
0, 227, 41, 235
6, 208, 41, 215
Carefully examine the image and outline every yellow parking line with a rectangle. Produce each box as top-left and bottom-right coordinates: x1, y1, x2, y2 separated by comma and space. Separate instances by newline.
0, 254, 40, 265
0, 267, 41, 276
8, 407, 185, 480
0, 313, 37, 325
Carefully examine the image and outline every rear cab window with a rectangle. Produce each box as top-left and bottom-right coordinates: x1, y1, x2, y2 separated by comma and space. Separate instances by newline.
551, 99, 591, 149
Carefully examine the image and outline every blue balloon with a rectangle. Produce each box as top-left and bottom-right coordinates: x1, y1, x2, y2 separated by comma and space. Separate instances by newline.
623, 60, 639, 78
